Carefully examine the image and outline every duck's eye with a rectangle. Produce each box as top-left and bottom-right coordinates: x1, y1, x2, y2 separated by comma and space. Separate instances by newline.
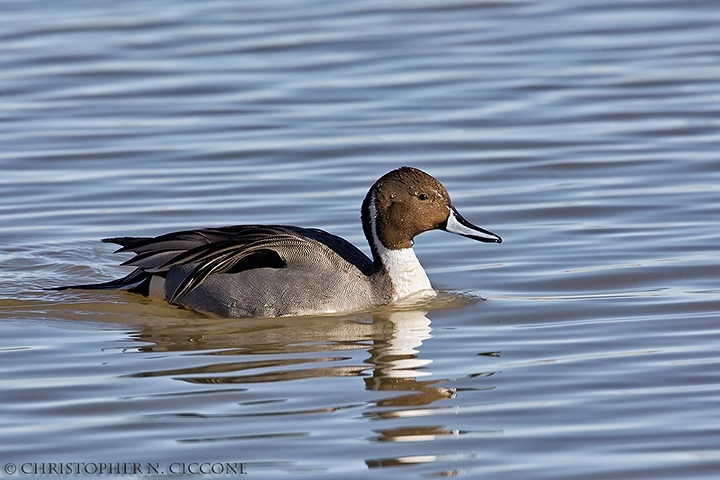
418, 193, 429, 201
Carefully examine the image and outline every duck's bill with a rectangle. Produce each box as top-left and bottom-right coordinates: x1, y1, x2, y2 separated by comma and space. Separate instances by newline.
443, 207, 502, 243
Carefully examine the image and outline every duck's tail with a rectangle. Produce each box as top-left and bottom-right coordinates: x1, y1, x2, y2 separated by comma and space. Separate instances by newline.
51, 269, 153, 296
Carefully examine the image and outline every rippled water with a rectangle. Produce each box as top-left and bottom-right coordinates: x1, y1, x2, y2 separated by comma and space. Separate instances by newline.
2, 1, 720, 478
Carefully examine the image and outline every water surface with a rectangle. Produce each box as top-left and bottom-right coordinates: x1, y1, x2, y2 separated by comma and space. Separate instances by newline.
2, 1, 720, 478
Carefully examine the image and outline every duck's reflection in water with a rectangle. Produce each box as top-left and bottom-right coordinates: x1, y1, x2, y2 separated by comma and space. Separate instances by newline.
133, 304, 490, 401
130, 308, 438, 390
125, 299, 499, 468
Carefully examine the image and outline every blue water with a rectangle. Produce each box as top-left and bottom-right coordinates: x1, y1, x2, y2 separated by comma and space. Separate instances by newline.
2, 1, 720, 478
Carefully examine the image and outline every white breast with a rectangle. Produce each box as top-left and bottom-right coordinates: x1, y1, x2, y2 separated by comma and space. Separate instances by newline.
376, 244, 433, 301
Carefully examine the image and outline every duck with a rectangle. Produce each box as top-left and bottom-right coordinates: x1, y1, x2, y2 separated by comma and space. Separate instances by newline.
57, 166, 501, 317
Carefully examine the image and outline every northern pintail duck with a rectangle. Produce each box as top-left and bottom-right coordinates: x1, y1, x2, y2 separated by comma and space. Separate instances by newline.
58, 167, 501, 317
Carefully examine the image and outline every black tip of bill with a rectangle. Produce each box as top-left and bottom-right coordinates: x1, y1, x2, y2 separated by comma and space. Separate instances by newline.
443, 207, 502, 244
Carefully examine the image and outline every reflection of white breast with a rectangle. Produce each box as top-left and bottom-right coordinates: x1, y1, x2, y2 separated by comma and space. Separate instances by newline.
382, 311, 433, 378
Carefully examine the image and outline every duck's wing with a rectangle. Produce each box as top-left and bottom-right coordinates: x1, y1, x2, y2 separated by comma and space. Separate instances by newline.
73, 225, 372, 304
53, 227, 240, 293
157, 228, 305, 303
